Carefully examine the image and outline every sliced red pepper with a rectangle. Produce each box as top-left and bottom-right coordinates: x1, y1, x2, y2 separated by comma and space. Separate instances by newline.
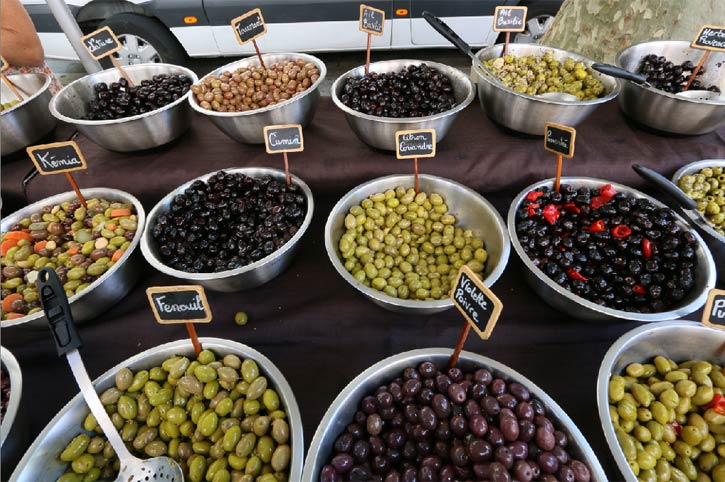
561, 202, 581, 214
669, 421, 682, 436
600, 184, 617, 199
590, 196, 607, 209
566, 268, 588, 282
642, 238, 652, 259
704, 393, 725, 415
588, 220, 605, 232
612, 225, 632, 239
632, 285, 646, 294
542, 204, 560, 225
527, 203, 540, 217
526, 191, 544, 202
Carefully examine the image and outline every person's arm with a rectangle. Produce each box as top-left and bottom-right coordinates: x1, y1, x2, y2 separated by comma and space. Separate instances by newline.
0, 0, 44, 67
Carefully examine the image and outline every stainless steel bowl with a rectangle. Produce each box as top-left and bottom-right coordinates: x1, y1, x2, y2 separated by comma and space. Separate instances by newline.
597, 321, 724, 482
474, 44, 621, 135
141, 167, 314, 292
1, 188, 146, 329
1, 73, 57, 157
508, 177, 716, 322
330, 60, 475, 151
49, 64, 198, 152
0, 346, 22, 447
325, 174, 510, 314
672, 159, 725, 246
189, 53, 326, 144
616, 41, 725, 135
303, 348, 607, 481
9, 337, 304, 482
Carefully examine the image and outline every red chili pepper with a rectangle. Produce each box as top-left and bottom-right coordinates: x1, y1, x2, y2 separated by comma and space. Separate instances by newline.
527, 203, 540, 217
642, 238, 652, 260
561, 202, 581, 214
612, 225, 632, 239
590, 196, 607, 209
632, 285, 646, 294
542, 204, 560, 225
705, 393, 725, 415
588, 220, 605, 232
526, 191, 544, 202
669, 421, 682, 436
566, 268, 588, 282
600, 184, 617, 199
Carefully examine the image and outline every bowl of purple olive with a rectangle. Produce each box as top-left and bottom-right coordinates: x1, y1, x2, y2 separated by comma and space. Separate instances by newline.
140, 167, 313, 292
330, 60, 475, 151
508, 177, 716, 322
49, 63, 197, 152
303, 348, 607, 482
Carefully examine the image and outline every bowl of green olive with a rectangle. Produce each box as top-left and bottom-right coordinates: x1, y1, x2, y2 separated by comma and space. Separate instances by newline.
324, 174, 510, 314
597, 321, 725, 482
9, 338, 303, 482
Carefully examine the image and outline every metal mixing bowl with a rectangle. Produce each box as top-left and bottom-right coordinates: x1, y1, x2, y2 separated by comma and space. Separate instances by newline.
303, 348, 607, 481
1, 73, 57, 157
616, 40, 725, 135
0, 346, 22, 447
325, 174, 510, 314
330, 60, 475, 151
474, 44, 621, 135
141, 167, 314, 292
1, 188, 146, 330
597, 321, 724, 482
508, 177, 716, 322
49, 64, 198, 152
9, 337, 303, 482
189, 53, 326, 144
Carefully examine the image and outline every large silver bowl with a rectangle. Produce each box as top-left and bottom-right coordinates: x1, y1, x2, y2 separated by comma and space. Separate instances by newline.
49, 63, 198, 152
616, 40, 725, 135
597, 321, 724, 482
1, 73, 57, 157
141, 167, 314, 292
303, 348, 607, 481
189, 53, 326, 144
325, 174, 510, 314
0, 346, 22, 447
508, 177, 716, 322
1, 188, 146, 329
9, 337, 304, 482
474, 44, 621, 135
330, 59, 475, 151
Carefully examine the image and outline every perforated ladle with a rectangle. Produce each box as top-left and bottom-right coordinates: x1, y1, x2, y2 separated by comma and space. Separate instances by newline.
37, 267, 184, 482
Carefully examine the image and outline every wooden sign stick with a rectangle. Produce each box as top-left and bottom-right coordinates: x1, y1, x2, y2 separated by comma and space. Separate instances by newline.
65, 172, 87, 208
365, 33, 372, 75
252, 39, 267, 70
449, 323, 471, 369
503, 31, 510, 56
554, 153, 563, 192
683, 50, 710, 92
283, 152, 291, 185
110, 57, 134, 87
0, 75, 24, 101
187, 323, 203, 355
414, 157, 419, 193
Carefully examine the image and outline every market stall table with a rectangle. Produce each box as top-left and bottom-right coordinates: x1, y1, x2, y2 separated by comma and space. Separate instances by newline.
1, 97, 724, 480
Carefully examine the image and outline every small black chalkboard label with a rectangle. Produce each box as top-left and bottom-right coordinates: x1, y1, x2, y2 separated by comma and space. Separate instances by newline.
544, 122, 576, 158
264, 124, 304, 153
493, 6, 528, 33
396, 129, 436, 159
359, 4, 385, 36
692, 25, 725, 52
26, 141, 87, 175
146, 286, 212, 324
702, 289, 725, 329
231, 8, 267, 45
81, 26, 121, 60
451, 266, 502, 340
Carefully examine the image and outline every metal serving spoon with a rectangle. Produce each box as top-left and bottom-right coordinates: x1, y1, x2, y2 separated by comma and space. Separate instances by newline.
37, 267, 184, 482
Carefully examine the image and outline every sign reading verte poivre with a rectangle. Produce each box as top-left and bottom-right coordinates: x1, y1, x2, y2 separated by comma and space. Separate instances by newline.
702, 289, 725, 329
396, 129, 436, 159
146, 286, 212, 324
264, 124, 304, 154
359, 4, 385, 36
81, 26, 121, 60
451, 265, 502, 340
26, 141, 87, 175
231, 8, 267, 45
493, 6, 528, 33
544, 122, 576, 158
692, 25, 725, 52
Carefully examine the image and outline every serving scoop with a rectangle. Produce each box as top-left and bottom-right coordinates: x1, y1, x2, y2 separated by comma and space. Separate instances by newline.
37, 267, 184, 482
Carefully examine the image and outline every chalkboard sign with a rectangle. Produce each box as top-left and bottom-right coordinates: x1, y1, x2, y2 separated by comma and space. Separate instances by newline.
691, 25, 725, 52
493, 6, 528, 33
81, 26, 121, 60
231, 8, 267, 45
702, 289, 725, 329
396, 129, 436, 159
1, 56, 8, 72
359, 4, 385, 36
26, 141, 87, 175
146, 286, 212, 324
544, 122, 576, 158
263, 124, 304, 153
451, 265, 503, 340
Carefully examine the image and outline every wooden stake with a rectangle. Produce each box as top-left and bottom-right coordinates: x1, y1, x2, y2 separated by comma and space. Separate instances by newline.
554, 154, 563, 192
65, 172, 87, 208
365, 33, 372, 75
110, 57, 134, 87
1, 74, 24, 101
253, 39, 266, 70
414, 157, 419, 193
502, 32, 510, 56
449, 323, 471, 369
283, 152, 291, 185
186, 323, 203, 356
683, 50, 710, 92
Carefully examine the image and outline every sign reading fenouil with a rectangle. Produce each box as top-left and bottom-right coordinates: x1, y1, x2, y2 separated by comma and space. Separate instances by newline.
146, 286, 212, 324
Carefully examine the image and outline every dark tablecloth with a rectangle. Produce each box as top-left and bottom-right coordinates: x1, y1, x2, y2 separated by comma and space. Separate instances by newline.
2, 98, 724, 481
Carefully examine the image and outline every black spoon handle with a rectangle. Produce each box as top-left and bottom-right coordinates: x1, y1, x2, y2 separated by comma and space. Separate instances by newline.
632, 163, 698, 210
37, 266, 83, 356
592, 63, 648, 85
422, 11, 475, 60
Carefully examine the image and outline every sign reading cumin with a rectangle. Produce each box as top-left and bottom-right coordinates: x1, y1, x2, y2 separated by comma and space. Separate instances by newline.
231, 8, 267, 45
26, 141, 87, 175
493, 6, 527, 32
264, 124, 304, 153
146, 286, 212, 324
81, 26, 121, 60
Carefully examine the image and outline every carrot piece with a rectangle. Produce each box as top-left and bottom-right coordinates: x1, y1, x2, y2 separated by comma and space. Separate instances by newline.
110, 209, 132, 218
111, 250, 124, 262
2, 294, 24, 313
67, 247, 80, 255
33, 240, 48, 254
3, 231, 32, 242
1, 239, 18, 256
105, 223, 116, 231
5, 313, 26, 320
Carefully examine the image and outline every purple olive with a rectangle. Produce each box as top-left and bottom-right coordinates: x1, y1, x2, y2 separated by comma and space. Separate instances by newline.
384, 471, 401, 482
435, 374, 451, 393
536, 426, 556, 451
431, 394, 451, 419
494, 445, 514, 470
489, 461, 512, 482
362, 396, 379, 414
450, 445, 469, 467
418, 361, 437, 378
370, 435, 385, 455
481, 396, 500, 417
352, 440, 370, 463
552, 445, 570, 465
320, 465, 341, 482
558, 464, 576, 482
508, 382, 531, 402
450, 415, 468, 437
473, 368, 493, 385
377, 391, 393, 408
497, 393, 518, 409
515, 402, 534, 421
513, 460, 533, 482
418, 464, 436, 481
538, 451, 559, 474
334, 433, 354, 453
447, 383, 466, 404
508, 440, 528, 460
467, 438, 493, 463
519, 420, 536, 442
487, 426, 504, 447
435, 420, 451, 441
500, 416, 520, 442
469, 414, 488, 437
570, 460, 591, 482
331, 454, 354, 473
447, 367, 463, 382
490, 379, 507, 396
367, 414, 383, 436
403, 379, 422, 397
554, 430, 568, 448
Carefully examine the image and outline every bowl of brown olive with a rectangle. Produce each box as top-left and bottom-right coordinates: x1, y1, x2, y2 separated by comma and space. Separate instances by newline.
189, 53, 326, 144
304, 347, 607, 482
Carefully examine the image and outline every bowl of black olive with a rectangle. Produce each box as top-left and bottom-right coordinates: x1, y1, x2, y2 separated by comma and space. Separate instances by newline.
141, 168, 313, 292
508, 177, 716, 322
49, 63, 197, 152
331, 60, 475, 151
303, 348, 608, 482
616, 40, 725, 135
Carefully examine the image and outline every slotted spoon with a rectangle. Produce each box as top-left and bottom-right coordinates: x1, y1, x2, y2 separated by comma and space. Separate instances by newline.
37, 267, 184, 482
